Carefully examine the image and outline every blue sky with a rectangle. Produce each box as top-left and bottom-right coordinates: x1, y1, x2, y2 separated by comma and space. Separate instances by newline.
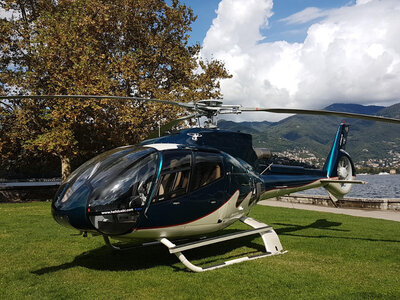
179, 0, 400, 121
183, 0, 356, 45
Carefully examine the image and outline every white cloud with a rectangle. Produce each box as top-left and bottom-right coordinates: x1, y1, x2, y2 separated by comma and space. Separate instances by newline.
356, 0, 373, 5
201, 0, 400, 121
280, 7, 329, 25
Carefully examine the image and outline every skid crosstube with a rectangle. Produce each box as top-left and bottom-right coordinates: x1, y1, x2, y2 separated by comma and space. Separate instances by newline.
160, 216, 286, 272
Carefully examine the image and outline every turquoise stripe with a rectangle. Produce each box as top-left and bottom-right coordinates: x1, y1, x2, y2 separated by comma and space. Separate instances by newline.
145, 152, 163, 214
326, 126, 341, 177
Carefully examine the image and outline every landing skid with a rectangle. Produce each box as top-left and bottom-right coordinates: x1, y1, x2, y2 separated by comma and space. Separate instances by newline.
103, 236, 161, 251
160, 216, 286, 272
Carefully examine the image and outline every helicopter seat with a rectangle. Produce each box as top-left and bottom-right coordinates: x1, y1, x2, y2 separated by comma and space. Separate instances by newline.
201, 165, 221, 187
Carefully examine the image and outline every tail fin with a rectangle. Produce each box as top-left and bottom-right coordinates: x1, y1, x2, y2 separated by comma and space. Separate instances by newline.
322, 122, 357, 204
323, 122, 350, 178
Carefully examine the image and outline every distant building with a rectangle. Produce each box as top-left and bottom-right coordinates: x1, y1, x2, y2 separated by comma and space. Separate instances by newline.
390, 169, 396, 175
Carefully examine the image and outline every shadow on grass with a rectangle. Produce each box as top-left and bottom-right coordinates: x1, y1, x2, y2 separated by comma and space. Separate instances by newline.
274, 218, 400, 243
274, 218, 348, 234
31, 231, 266, 275
31, 219, 400, 275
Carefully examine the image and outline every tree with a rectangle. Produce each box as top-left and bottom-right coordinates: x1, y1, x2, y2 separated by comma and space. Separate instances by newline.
0, 0, 231, 180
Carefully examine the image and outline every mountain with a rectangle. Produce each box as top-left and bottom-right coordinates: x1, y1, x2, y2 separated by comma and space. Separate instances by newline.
218, 103, 400, 168
325, 103, 384, 114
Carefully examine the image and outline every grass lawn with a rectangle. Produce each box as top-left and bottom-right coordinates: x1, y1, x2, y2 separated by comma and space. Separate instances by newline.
0, 202, 399, 299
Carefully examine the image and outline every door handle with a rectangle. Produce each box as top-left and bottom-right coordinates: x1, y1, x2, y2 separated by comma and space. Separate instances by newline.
172, 201, 181, 205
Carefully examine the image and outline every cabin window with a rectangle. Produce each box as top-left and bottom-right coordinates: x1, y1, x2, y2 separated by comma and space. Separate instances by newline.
225, 155, 249, 174
161, 150, 191, 172
191, 152, 223, 191
153, 150, 192, 202
155, 169, 191, 201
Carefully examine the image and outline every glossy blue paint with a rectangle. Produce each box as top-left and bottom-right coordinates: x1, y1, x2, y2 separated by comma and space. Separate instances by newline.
137, 177, 229, 229
52, 183, 93, 230
142, 128, 258, 166
323, 123, 350, 178
261, 164, 325, 192
326, 126, 341, 177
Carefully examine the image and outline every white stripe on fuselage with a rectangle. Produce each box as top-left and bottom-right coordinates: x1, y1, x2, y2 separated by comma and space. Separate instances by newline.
143, 143, 180, 151
113, 190, 254, 242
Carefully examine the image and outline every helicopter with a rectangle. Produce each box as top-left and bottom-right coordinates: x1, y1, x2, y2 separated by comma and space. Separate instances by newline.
2, 95, 400, 272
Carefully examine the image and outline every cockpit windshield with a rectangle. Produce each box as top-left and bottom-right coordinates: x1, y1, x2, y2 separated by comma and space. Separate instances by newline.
87, 149, 159, 212
54, 146, 157, 208
52, 145, 160, 235
85, 147, 159, 235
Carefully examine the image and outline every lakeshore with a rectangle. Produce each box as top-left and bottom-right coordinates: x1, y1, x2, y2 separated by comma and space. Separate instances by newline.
260, 198, 400, 222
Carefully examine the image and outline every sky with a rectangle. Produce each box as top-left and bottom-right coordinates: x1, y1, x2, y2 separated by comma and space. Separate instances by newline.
182, 0, 400, 121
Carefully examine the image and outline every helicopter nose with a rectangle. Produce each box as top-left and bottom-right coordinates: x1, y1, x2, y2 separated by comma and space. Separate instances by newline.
52, 183, 94, 231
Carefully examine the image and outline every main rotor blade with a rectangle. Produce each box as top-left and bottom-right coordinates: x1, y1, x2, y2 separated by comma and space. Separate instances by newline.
145, 114, 196, 140
242, 107, 400, 125
3, 95, 400, 124
0, 95, 195, 110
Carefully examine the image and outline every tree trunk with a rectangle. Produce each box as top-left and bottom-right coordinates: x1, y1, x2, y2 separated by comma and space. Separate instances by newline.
60, 156, 71, 182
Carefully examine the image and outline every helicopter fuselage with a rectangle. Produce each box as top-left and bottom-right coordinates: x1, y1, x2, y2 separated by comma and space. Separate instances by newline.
52, 126, 354, 242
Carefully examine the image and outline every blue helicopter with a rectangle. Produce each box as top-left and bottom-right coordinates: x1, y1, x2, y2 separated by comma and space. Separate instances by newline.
2, 96, 400, 272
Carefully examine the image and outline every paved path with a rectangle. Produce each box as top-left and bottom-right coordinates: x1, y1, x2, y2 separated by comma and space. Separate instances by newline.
259, 200, 400, 222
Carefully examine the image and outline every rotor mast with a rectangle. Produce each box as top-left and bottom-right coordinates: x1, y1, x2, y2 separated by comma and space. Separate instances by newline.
195, 99, 241, 128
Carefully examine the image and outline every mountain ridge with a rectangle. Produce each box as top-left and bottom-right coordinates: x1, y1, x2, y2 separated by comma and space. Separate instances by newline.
218, 103, 400, 168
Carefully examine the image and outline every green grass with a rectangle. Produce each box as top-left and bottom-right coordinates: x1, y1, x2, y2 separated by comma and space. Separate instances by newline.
1, 202, 399, 299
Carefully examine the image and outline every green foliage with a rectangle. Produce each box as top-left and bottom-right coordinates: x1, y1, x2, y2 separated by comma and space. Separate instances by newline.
0, 202, 399, 299
0, 0, 231, 179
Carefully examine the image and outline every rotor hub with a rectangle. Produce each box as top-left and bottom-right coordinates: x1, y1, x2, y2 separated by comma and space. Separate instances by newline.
196, 99, 224, 107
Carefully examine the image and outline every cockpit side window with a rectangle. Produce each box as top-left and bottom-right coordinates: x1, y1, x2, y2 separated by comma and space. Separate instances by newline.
191, 152, 223, 191
225, 155, 249, 174
152, 150, 192, 202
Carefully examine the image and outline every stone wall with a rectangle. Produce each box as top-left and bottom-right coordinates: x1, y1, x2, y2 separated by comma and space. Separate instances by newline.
277, 194, 400, 211
0, 186, 58, 202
